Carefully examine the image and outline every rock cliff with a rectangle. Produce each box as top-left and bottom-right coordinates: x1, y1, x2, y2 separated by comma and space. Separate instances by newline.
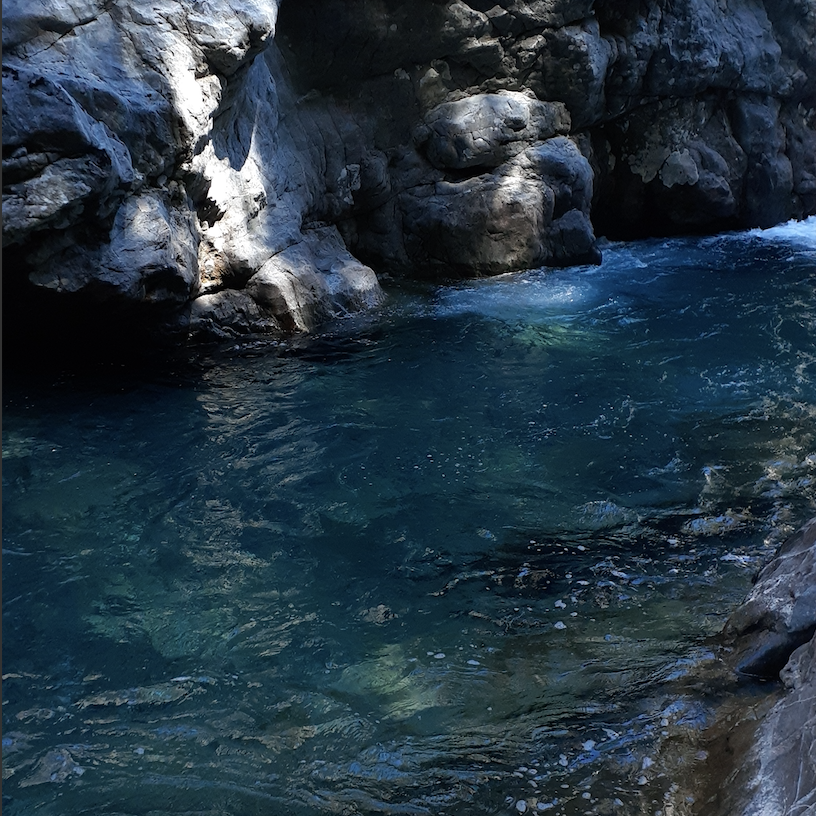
3, 0, 815, 340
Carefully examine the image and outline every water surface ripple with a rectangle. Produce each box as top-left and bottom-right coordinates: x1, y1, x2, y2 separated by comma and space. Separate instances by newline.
3, 220, 816, 815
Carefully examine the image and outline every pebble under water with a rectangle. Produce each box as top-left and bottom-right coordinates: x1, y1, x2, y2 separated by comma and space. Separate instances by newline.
3, 220, 816, 816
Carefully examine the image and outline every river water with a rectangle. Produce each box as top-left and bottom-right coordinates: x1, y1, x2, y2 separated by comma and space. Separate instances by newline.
3, 220, 816, 816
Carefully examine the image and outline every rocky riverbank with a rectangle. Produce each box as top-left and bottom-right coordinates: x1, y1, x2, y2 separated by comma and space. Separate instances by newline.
3, 0, 816, 341
683, 518, 816, 816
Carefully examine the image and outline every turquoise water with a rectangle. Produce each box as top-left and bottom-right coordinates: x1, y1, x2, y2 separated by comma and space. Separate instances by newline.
3, 221, 816, 815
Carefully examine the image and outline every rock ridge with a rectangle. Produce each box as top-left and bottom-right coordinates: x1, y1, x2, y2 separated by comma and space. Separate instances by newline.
681, 518, 816, 816
3, 0, 815, 341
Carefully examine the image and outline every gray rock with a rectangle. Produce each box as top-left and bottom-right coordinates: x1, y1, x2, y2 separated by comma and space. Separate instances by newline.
188, 289, 281, 339
398, 135, 597, 275
522, 19, 614, 128
746, 635, 816, 815
507, 0, 595, 30
1, 0, 391, 333
515, 136, 594, 217
400, 171, 554, 275
3, 0, 816, 337
723, 518, 816, 679
783, 107, 816, 219
731, 96, 795, 228
245, 227, 385, 333
26, 192, 199, 304
421, 92, 570, 170
596, 96, 748, 235
548, 209, 601, 265
2, 67, 135, 248
645, 0, 788, 98
692, 518, 816, 816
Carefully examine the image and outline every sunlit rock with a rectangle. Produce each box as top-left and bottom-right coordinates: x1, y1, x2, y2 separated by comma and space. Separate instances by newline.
245, 226, 385, 333
723, 517, 816, 679
421, 92, 570, 170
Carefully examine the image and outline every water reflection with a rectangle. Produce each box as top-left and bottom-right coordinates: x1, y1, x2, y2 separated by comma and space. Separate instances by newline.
3, 222, 815, 815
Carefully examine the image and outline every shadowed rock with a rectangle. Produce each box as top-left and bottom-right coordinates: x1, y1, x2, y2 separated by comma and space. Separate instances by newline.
688, 518, 816, 816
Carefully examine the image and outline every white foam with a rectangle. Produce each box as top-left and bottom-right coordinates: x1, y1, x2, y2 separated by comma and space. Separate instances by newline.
749, 216, 816, 249
433, 274, 595, 322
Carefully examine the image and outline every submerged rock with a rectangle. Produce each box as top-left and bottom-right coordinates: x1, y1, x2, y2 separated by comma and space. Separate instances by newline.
74, 680, 200, 709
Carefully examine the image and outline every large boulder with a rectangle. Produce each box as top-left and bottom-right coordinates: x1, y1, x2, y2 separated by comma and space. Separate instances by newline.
191, 226, 384, 337
400, 171, 555, 275
399, 134, 598, 275
244, 226, 385, 332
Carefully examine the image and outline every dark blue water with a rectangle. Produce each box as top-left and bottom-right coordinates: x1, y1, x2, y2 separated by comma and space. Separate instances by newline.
3, 220, 816, 815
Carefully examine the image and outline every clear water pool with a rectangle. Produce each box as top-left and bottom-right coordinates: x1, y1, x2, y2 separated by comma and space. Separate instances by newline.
3, 220, 815, 815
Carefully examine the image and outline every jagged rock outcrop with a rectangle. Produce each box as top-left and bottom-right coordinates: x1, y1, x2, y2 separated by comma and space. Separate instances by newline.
2, 0, 385, 341
277, 0, 815, 253
687, 518, 816, 816
722, 517, 816, 680
3, 0, 815, 340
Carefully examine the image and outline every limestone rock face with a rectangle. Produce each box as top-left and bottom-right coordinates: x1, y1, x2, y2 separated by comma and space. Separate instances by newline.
3, 0, 815, 339
2, 0, 384, 339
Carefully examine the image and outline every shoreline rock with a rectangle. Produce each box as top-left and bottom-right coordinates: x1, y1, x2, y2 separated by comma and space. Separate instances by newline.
688, 518, 816, 816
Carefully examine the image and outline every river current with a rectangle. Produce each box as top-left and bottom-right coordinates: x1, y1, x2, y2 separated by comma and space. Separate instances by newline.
3, 220, 816, 815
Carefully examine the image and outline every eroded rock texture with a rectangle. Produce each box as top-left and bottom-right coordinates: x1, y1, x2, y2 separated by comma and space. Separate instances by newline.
3, 0, 815, 339
2, 0, 384, 341
692, 518, 816, 816
723, 517, 816, 680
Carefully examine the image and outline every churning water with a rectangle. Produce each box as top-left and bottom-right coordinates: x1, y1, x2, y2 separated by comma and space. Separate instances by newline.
3, 220, 816, 815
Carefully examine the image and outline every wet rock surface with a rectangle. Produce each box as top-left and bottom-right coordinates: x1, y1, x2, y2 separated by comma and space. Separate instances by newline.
690, 518, 816, 816
723, 517, 816, 679
3, 0, 816, 340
